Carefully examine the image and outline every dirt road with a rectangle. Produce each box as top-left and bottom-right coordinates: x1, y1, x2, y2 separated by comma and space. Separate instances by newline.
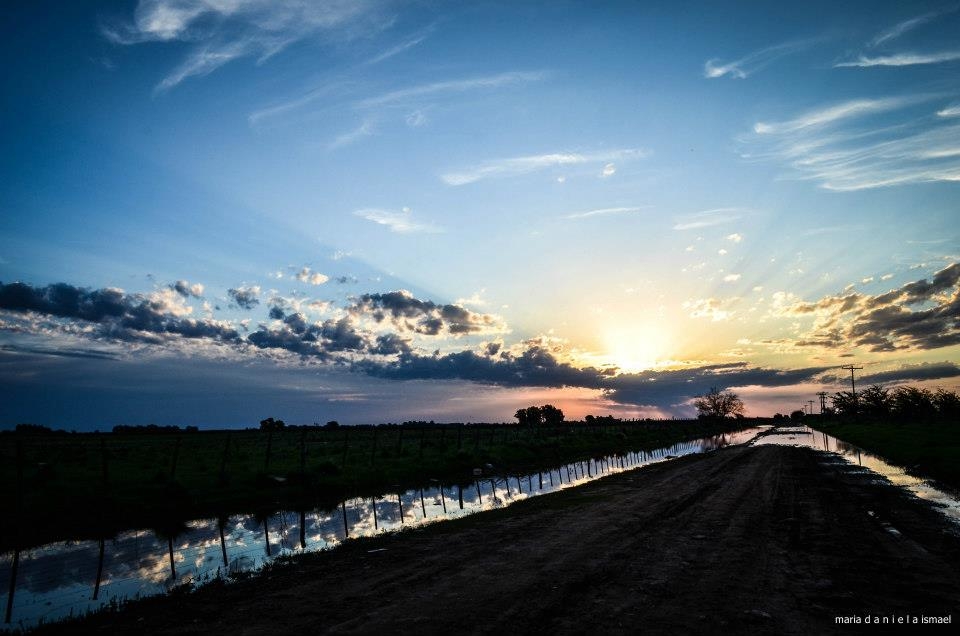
34, 444, 960, 635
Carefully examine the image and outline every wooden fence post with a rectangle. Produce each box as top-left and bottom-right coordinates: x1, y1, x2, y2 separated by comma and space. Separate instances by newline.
92, 537, 105, 600
5, 549, 20, 624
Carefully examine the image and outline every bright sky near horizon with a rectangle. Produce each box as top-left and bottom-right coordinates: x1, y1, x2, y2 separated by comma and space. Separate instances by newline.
2, 0, 959, 428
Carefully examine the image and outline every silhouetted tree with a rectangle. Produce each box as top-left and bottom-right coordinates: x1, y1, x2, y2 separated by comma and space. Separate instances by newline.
540, 404, 564, 426
830, 391, 857, 416
790, 410, 805, 421
259, 417, 286, 431
890, 386, 935, 421
859, 384, 891, 418
693, 387, 744, 419
933, 388, 960, 419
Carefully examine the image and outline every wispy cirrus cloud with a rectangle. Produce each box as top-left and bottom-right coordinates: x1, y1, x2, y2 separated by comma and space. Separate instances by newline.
742, 94, 960, 191
835, 50, 960, 68
869, 10, 943, 47
752, 96, 922, 134
704, 38, 816, 79
442, 148, 647, 186
564, 206, 649, 220
357, 71, 545, 108
104, 0, 393, 92
672, 208, 744, 230
353, 207, 442, 234
328, 120, 376, 149
939, 105, 960, 118
364, 24, 435, 65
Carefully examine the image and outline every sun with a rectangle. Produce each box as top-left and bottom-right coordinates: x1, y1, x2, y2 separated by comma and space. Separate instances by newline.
602, 324, 670, 372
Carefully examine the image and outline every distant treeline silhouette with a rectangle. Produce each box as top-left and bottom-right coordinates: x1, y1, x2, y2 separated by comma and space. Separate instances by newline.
829, 385, 960, 421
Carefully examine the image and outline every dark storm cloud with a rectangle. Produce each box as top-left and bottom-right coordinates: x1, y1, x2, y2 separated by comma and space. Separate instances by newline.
227, 286, 260, 309
350, 290, 503, 336
356, 345, 833, 409
858, 362, 960, 385
1, 281, 127, 321
0, 344, 120, 361
789, 262, 960, 352
603, 363, 831, 407
358, 343, 604, 389
246, 316, 381, 358
0, 281, 241, 344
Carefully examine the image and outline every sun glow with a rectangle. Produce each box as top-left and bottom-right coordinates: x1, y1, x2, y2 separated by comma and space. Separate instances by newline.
601, 324, 671, 372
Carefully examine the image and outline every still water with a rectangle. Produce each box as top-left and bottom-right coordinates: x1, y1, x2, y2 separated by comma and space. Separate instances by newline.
1, 425, 957, 630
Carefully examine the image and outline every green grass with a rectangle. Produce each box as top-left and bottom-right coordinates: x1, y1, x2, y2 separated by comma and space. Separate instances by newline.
0, 419, 758, 551
816, 419, 960, 489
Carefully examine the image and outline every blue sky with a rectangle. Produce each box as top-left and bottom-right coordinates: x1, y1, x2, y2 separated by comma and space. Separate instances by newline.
2, 0, 959, 428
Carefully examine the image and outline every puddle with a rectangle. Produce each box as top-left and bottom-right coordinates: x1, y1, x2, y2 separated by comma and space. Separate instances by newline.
0, 426, 763, 630
753, 426, 960, 524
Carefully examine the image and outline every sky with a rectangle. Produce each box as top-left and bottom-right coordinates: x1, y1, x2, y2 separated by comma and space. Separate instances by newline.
2, 0, 959, 429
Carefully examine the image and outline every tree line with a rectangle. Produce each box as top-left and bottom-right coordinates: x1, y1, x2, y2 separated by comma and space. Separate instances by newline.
830, 385, 960, 421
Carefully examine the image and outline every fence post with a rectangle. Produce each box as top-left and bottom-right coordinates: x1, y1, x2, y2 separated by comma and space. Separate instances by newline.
218, 517, 228, 568
5, 548, 19, 623
92, 537, 105, 600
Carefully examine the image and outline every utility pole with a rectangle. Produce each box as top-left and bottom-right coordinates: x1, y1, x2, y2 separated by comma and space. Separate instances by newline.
840, 364, 863, 416
817, 391, 828, 414
807, 400, 815, 416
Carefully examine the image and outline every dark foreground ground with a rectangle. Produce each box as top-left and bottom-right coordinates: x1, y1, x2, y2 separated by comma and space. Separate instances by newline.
33, 444, 960, 635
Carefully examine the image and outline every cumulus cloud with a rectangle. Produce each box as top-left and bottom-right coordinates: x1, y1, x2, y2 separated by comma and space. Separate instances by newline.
295, 267, 330, 285
784, 262, 960, 352
227, 285, 261, 309
349, 290, 506, 336
2, 277, 866, 414
0, 281, 240, 344
684, 298, 734, 322
171, 280, 204, 298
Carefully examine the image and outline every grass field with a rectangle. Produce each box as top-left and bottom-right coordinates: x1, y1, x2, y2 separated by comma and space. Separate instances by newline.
0, 419, 757, 551
816, 419, 960, 489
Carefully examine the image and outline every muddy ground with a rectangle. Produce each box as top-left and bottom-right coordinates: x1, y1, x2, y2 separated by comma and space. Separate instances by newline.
32, 443, 960, 635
